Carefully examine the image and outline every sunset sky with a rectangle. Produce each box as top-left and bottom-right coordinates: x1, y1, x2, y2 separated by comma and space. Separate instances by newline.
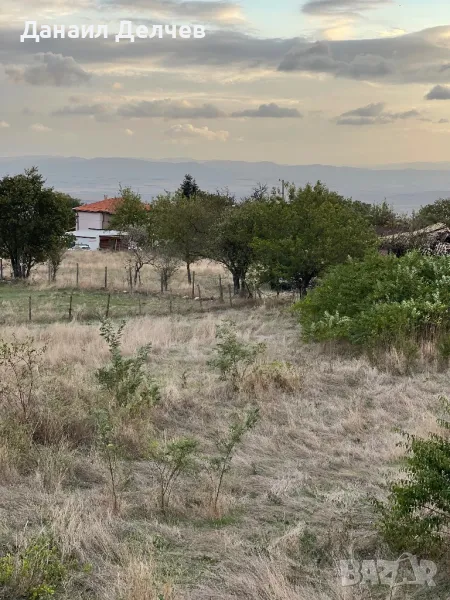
1, 0, 450, 165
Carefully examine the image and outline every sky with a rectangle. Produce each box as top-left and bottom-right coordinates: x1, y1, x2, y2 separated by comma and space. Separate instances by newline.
0, 0, 449, 165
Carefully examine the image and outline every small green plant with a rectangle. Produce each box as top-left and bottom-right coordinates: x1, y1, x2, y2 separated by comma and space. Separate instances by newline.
148, 436, 199, 515
207, 320, 265, 388
208, 407, 260, 516
96, 320, 160, 412
94, 409, 121, 514
0, 531, 84, 600
0, 337, 45, 422
374, 397, 450, 555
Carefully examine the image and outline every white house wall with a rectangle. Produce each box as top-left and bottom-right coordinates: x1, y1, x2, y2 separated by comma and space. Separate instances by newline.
77, 212, 103, 230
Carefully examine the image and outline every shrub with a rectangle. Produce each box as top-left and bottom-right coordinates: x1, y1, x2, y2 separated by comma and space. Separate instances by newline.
295, 252, 450, 352
0, 337, 45, 422
96, 320, 160, 413
147, 436, 200, 515
375, 398, 450, 555
207, 320, 265, 388
208, 407, 260, 516
0, 531, 86, 600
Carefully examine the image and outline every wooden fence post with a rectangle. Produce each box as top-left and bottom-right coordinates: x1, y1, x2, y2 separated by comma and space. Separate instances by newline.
105, 293, 111, 318
129, 267, 133, 293
228, 284, 233, 308
28, 295, 32, 321
169, 291, 173, 315
76, 263, 79, 288
219, 274, 224, 302
68, 293, 73, 321
104, 266, 108, 290
191, 271, 196, 299
0, 259, 3, 280
138, 297, 142, 316
197, 284, 203, 311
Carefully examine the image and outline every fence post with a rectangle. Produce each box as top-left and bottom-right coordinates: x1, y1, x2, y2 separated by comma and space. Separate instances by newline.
169, 291, 173, 315
138, 297, 142, 317
105, 293, 111, 318
28, 295, 32, 321
191, 271, 196, 299
129, 267, 133, 293
48, 263, 51, 283
219, 274, 224, 302
0, 259, 3, 280
76, 263, 79, 288
104, 266, 108, 290
197, 284, 203, 311
68, 292, 73, 321
228, 284, 233, 308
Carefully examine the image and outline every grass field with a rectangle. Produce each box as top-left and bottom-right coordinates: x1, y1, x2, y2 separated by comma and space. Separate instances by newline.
0, 254, 448, 600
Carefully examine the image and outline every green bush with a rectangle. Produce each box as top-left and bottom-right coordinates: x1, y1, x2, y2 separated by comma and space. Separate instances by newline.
0, 532, 86, 600
96, 320, 160, 413
295, 252, 450, 350
375, 398, 450, 555
207, 320, 265, 387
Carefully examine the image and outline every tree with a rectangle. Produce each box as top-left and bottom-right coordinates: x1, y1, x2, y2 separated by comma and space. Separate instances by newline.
108, 186, 150, 231
207, 199, 263, 295
152, 190, 231, 284
252, 182, 378, 293
0, 168, 74, 279
47, 233, 75, 281
53, 192, 82, 230
179, 174, 199, 199
414, 197, 450, 228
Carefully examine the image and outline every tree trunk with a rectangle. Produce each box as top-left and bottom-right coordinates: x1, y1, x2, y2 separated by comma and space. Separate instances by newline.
232, 272, 240, 295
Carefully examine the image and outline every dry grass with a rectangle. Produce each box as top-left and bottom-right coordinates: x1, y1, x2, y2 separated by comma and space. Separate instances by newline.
0, 257, 448, 599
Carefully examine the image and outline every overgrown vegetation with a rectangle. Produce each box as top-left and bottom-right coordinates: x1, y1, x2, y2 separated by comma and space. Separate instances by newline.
96, 319, 160, 413
375, 397, 450, 556
295, 251, 450, 356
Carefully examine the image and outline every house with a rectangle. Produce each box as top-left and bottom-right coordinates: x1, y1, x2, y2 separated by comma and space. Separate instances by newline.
71, 197, 149, 251
75, 197, 123, 231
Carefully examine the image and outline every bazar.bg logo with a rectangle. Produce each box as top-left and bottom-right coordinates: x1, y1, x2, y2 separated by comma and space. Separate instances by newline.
340, 553, 437, 588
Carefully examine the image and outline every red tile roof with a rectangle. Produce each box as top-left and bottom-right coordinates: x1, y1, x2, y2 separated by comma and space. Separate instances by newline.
75, 197, 151, 214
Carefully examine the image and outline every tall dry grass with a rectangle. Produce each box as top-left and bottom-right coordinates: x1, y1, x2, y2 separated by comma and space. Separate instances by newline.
0, 297, 448, 598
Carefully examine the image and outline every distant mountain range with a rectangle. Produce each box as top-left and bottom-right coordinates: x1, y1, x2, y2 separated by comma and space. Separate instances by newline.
1, 156, 450, 212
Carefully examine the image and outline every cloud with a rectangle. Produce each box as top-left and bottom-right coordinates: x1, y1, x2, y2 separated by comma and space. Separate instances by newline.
278, 41, 393, 79
340, 102, 385, 118
425, 85, 450, 100
5, 53, 91, 87
336, 103, 421, 125
117, 99, 226, 119
165, 123, 229, 141
100, 0, 244, 24
30, 123, 52, 132
302, 0, 392, 16
231, 103, 302, 118
0, 121, 10, 128
1, 25, 450, 86
51, 103, 113, 121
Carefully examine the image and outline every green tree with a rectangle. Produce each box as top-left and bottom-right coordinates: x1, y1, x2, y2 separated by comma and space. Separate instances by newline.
108, 186, 150, 231
0, 168, 74, 279
53, 191, 82, 230
207, 198, 263, 295
414, 197, 450, 228
252, 182, 378, 293
152, 190, 231, 284
179, 174, 200, 199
